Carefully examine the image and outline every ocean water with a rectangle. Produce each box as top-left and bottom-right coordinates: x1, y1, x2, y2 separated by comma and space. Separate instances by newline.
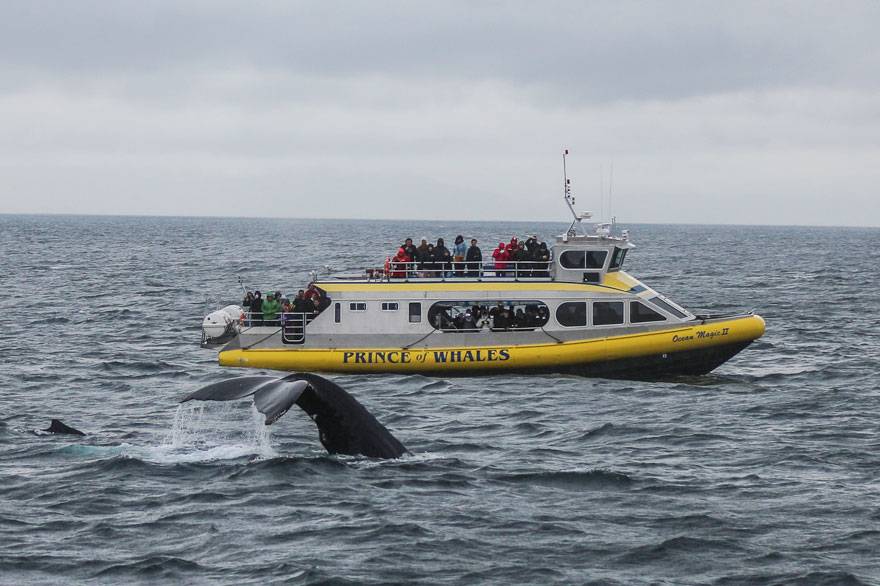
1, 214, 879, 585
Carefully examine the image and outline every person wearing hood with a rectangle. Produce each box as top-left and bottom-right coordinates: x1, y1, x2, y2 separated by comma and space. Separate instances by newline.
435, 238, 452, 277
492, 242, 509, 277
250, 290, 263, 325
452, 235, 467, 276
513, 242, 529, 277
391, 247, 410, 278
261, 292, 281, 326
465, 238, 482, 277
535, 241, 551, 277
421, 243, 436, 277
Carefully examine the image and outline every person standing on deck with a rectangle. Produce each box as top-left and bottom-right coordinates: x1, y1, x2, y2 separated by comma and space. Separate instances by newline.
291, 290, 307, 313
261, 292, 281, 326
535, 242, 551, 277
250, 290, 263, 325
492, 243, 509, 277
453, 235, 467, 276
435, 238, 452, 277
416, 237, 429, 270
466, 239, 482, 277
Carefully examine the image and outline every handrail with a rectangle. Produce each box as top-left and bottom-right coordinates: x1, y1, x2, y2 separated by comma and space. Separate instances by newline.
365, 260, 552, 282
242, 311, 316, 327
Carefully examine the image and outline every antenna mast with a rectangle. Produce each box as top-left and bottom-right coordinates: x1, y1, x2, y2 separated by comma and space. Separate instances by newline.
562, 149, 578, 237
609, 162, 614, 226
561, 148, 593, 238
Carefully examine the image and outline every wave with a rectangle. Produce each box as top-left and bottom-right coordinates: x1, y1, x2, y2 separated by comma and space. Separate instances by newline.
496, 469, 633, 490
713, 570, 869, 586
91, 556, 208, 580
617, 535, 742, 563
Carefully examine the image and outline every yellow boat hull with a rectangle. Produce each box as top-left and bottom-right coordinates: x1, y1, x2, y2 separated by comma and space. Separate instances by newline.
219, 314, 765, 378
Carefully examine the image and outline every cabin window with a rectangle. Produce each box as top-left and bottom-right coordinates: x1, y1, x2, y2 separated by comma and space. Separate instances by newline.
630, 301, 666, 323
560, 250, 585, 269
586, 251, 607, 268
428, 300, 549, 332
593, 301, 624, 325
559, 250, 607, 270
349, 302, 367, 312
556, 302, 587, 327
408, 302, 421, 323
608, 247, 627, 270
647, 296, 688, 319
334, 302, 341, 323
381, 302, 399, 311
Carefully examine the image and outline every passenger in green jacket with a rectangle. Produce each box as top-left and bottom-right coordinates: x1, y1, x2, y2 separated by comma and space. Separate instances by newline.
261, 293, 281, 325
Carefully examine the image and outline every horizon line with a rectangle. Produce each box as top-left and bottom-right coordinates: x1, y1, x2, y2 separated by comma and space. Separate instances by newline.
0, 211, 877, 230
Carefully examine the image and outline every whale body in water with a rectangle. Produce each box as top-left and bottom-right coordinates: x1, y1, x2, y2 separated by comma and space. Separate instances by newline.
180, 373, 408, 459
44, 419, 86, 436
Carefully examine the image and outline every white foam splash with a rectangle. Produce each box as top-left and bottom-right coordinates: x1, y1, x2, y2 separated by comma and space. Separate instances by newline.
145, 402, 278, 463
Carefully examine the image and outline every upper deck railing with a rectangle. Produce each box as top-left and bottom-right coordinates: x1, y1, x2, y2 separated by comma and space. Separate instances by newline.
362, 260, 552, 282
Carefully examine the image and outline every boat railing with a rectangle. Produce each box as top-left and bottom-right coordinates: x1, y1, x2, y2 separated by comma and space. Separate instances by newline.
365, 260, 552, 282
242, 311, 315, 336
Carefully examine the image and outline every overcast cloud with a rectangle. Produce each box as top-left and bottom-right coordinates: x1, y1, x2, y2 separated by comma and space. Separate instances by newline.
1, 1, 878, 226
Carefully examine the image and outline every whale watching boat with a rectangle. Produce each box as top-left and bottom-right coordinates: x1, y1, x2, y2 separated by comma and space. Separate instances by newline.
203, 152, 765, 378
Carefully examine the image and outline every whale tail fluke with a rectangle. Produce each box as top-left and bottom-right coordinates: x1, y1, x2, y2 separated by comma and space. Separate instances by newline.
180, 373, 407, 459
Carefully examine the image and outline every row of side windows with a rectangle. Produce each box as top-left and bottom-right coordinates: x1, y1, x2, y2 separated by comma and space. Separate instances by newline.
335, 302, 421, 323
334, 298, 675, 328
556, 300, 668, 327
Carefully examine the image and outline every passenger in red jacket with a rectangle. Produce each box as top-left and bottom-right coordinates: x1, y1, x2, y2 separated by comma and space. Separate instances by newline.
492, 242, 509, 277
391, 247, 411, 278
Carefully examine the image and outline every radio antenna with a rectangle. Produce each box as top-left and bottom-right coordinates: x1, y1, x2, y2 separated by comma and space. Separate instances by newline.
609, 162, 614, 225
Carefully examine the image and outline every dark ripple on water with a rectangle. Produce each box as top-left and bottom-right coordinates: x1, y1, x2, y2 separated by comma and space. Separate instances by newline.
1, 215, 879, 585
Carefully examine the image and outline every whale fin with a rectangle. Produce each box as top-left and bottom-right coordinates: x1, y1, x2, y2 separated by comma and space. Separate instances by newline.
45, 419, 85, 436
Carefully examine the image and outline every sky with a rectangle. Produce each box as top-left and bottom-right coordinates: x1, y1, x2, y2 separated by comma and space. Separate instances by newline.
1, 1, 878, 226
